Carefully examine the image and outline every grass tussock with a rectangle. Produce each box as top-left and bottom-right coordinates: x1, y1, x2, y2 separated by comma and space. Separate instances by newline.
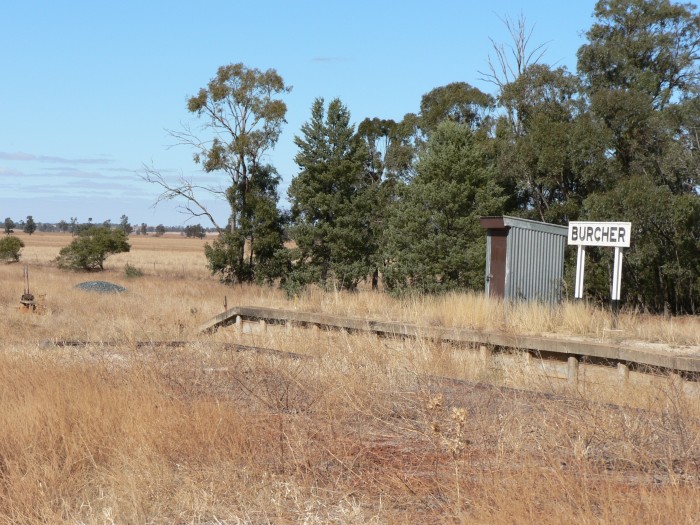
0, 344, 698, 524
0, 232, 699, 522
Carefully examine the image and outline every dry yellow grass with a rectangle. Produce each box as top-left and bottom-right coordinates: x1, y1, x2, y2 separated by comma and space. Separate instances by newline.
15, 231, 211, 279
0, 232, 699, 523
10, 232, 700, 346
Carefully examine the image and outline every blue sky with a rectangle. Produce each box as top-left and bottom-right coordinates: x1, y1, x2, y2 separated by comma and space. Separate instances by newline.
1, 1, 597, 227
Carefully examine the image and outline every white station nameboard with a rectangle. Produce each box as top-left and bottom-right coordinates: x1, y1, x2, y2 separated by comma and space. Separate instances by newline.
568, 220, 632, 303
568, 221, 631, 248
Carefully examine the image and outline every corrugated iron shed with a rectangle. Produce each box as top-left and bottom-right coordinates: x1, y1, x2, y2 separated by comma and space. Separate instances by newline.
480, 216, 568, 303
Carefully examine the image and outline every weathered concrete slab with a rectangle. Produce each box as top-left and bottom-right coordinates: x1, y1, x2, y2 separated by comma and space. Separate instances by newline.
199, 306, 700, 375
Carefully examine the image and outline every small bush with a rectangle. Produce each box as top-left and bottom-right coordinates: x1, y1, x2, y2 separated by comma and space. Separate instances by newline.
124, 263, 144, 278
0, 235, 24, 262
56, 226, 130, 271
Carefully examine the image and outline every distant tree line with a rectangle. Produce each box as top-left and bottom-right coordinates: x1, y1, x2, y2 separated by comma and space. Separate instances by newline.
140, 0, 700, 314
1, 215, 215, 238
0, 213, 214, 270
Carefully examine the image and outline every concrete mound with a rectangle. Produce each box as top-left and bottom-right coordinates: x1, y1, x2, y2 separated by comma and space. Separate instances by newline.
75, 281, 127, 293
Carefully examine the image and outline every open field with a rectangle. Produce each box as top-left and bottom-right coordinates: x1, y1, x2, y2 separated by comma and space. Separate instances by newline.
10, 232, 700, 347
1, 232, 699, 523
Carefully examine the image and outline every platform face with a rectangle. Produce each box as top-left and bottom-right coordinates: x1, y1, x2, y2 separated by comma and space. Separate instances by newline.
200, 306, 700, 375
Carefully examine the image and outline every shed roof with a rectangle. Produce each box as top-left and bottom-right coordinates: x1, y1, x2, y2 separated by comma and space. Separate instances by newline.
480, 216, 568, 237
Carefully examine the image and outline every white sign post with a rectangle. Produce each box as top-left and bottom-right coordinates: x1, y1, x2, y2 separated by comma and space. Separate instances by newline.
567, 222, 631, 307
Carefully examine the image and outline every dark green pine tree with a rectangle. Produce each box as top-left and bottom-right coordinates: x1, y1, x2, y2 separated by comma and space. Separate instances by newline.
382, 120, 505, 295
205, 164, 287, 284
356, 116, 420, 289
287, 98, 373, 292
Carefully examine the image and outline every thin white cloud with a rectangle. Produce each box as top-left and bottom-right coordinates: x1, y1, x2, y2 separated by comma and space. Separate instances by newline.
104, 167, 141, 174
0, 167, 23, 177
39, 168, 110, 179
0, 166, 114, 181
5, 179, 144, 199
0, 151, 115, 165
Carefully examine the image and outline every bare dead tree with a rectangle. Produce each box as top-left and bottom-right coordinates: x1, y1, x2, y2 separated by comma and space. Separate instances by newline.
479, 12, 549, 135
479, 12, 549, 92
141, 164, 226, 231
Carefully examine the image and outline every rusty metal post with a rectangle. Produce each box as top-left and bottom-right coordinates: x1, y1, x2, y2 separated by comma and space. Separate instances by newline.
19, 264, 36, 312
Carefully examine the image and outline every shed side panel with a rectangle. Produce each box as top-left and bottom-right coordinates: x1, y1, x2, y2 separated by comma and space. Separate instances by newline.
506, 223, 565, 303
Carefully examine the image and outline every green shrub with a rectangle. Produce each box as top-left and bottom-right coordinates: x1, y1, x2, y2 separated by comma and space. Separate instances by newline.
55, 226, 130, 271
124, 263, 144, 278
0, 236, 24, 262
